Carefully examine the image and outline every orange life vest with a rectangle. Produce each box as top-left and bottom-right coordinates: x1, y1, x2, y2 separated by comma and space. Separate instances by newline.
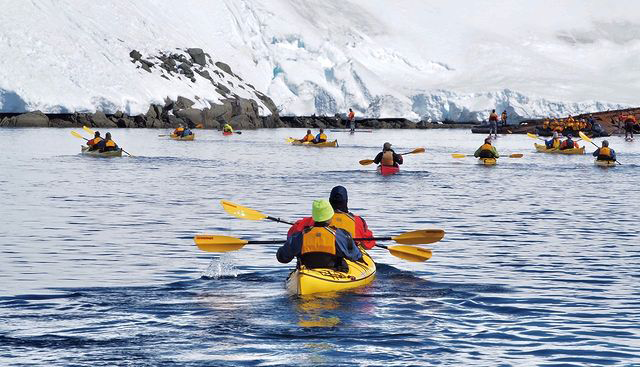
599, 147, 611, 157
301, 227, 336, 255
105, 140, 116, 148
381, 151, 394, 166
625, 115, 637, 123
318, 133, 327, 140
480, 143, 493, 151
303, 133, 314, 142
174, 127, 184, 135
88, 137, 103, 146
348, 111, 355, 121
332, 212, 356, 237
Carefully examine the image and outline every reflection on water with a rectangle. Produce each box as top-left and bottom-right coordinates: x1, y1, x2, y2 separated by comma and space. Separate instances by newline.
1, 127, 639, 365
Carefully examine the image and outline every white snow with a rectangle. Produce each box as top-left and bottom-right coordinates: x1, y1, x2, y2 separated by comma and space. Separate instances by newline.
0, 0, 638, 121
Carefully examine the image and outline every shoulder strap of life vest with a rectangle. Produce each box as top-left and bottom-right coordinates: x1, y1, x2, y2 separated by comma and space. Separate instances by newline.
332, 212, 356, 237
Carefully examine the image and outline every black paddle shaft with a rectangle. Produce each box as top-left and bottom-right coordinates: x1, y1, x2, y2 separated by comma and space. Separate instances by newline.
247, 236, 390, 245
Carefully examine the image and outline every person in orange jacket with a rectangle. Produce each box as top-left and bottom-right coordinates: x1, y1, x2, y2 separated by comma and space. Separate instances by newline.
287, 186, 376, 250
86, 131, 103, 151
348, 108, 356, 132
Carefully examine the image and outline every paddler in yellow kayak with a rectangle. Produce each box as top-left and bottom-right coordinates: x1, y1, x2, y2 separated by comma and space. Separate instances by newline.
277, 200, 362, 270
593, 140, 617, 162
93, 132, 119, 152
474, 138, 499, 158
295, 129, 314, 143
287, 186, 376, 250
545, 132, 561, 149
312, 128, 327, 144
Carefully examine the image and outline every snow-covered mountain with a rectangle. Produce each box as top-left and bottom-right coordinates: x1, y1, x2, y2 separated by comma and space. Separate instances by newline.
1, 0, 638, 121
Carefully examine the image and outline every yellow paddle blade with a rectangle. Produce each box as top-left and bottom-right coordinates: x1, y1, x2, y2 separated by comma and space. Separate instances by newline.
220, 200, 268, 221
359, 159, 374, 165
193, 235, 248, 252
71, 131, 85, 139
579, 131, 592, 143
387, 246, 432, 262
392, 229, 445, 245
451, 153, 466, 158
286, 137, 295, 143
83, 125, 95, 135
527, 133, 539, 139
509, 153, 523, 158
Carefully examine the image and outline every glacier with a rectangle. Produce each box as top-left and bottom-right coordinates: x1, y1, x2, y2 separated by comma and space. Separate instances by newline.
0, 0, 638, 122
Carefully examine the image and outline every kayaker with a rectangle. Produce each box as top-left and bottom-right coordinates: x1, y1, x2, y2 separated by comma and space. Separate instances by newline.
223, 123, 234, 134
501, 110, 508, 127
173, 124, 185, 137
298, 130, 314, 143
99, 132, 119, 152
277, 200, 362, 270
592, 140, 616, 162
86, 131, 103, 151
348, 108, 355, 132
182, 125, 193, 137
474, 138, 499, 158
545, 132, 561, 149
287, 186, 376, 250
313, 128, 327, 144
373, 142, 403, 167
559, 134, 579, 150
488, 109, 498, 138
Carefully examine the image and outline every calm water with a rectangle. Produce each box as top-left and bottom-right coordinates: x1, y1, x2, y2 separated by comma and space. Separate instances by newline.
1, 128, 639, 366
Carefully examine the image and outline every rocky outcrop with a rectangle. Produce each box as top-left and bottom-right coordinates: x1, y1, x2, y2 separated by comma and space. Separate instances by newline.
0, 111, 49, 127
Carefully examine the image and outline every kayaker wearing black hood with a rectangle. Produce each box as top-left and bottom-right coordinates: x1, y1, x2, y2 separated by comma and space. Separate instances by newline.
373, 142, 403, 167
277, 200, 362, 270
287, 186, 376, 249
99, 132, 119, 152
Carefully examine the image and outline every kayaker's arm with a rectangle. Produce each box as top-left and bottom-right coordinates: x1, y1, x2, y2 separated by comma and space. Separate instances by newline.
592, 148, 600, 157
286, 217, 314, 239
492, 146, 500, 158
394, 152, 403, 165
373, 152, 383, 164
277, 232, 303, 263
355, 216, 375, 250
473, 146, 482, 158
335, 229, 363, 261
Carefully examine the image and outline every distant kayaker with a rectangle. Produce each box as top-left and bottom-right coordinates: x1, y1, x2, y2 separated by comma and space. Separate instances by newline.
86, 131, 103, 151
277, 199, 362, 270
348, 108, 356, 132
501, 110, 508, 127
298, 130, 314, 143
287, 186, 376, 250
373, 142, 403, 167
474, 138, 499, 158
313, 128, 327, 144
223, 123, 234, 134
559, 134, 579, 150
488, 109, 499, 138
593, 140, 616, 162
182, 125, 193, 137
99, 132, 119, 152
173, 124, 185, 137
545, 132, 561, 149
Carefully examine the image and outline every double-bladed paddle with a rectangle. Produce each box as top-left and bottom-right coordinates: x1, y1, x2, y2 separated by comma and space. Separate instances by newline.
451, 153, 523, 159
359, 147, 425, 166
212, 200, 443, 262
82, 126, 133, 157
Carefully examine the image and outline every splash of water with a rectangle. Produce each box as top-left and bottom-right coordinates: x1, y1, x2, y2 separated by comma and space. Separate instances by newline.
201, 253, 239, 279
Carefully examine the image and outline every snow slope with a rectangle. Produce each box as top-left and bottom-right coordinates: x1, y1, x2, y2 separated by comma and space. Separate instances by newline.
1, 0, 639, 121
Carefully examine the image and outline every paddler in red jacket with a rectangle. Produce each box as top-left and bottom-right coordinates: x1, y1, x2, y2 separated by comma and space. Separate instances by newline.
287, 186, 376, 250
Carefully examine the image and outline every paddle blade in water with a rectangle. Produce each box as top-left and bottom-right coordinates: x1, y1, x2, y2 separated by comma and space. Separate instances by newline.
359, 159, 374, 165
451, 153, 466, 159
193, 235, 248, 252
387, 246, 432, 262
509, 153, 523, 158
220, 200, 267, 221
83, 125, 95, 135
579, 131, 592, 143
392, 229, 445, 245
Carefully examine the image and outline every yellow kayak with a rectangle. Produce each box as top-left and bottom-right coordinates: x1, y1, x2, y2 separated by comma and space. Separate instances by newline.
534, 143, 584, 155
170, 133, 195, 141
285, 247, 376, 295
80, 146, 122, 157
478, 157, 497, 165
594, 159, 616, 167
290, 140, 338, 147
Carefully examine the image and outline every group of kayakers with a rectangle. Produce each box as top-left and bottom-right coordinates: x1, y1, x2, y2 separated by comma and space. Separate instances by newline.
86, 131, 119, 152
277, 186, 373, 269
296, 129, 329, 144
538, 114, 606, 137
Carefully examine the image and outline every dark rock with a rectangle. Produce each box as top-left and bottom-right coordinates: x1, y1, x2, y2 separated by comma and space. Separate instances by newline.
195, 69, 213, 81
187, 48, 207, 66
167, 115, 186, 127
14, 111, 49, 127
163, 98, 174, 111
230, 114, 254, 129
140, 62, 151, 73
129, 50, 142, 61
74, 113, 92, 127
175, 96, 195, 110
215, 61, 233, 75
175, 108, 203, 128
90, 111, 118, 128
49, 118, 78, 128
114, 110, 124, 118
145, 105, 158, 119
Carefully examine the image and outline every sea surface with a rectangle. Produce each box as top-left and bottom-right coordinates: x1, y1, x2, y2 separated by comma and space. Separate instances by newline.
1, 128, 639, 366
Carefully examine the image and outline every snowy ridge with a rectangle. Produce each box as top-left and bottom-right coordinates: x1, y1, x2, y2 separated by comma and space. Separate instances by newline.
0, 0, 638, 121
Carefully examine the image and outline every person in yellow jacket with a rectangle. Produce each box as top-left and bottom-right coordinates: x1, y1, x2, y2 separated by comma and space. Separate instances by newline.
474, 138, 499, 158
545, 132, 561, 149
313, 128, 327, 143
94, 132, 119, 152
276, 200, 362, 270
223, 123, 234, 133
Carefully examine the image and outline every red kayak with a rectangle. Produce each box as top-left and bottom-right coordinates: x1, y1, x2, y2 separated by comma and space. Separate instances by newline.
223, 131, 233, 136
377, 165, 400, 176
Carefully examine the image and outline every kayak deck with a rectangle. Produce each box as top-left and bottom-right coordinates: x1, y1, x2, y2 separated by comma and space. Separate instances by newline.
170, 133, 195, 141
285, 248, 376, 295
534, 143, 585, 155
478, 157, 497, 165
291, 140, 338, 147
377, 165, 400, 175
80, 146, 122, 157
594, 159, 616, 167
